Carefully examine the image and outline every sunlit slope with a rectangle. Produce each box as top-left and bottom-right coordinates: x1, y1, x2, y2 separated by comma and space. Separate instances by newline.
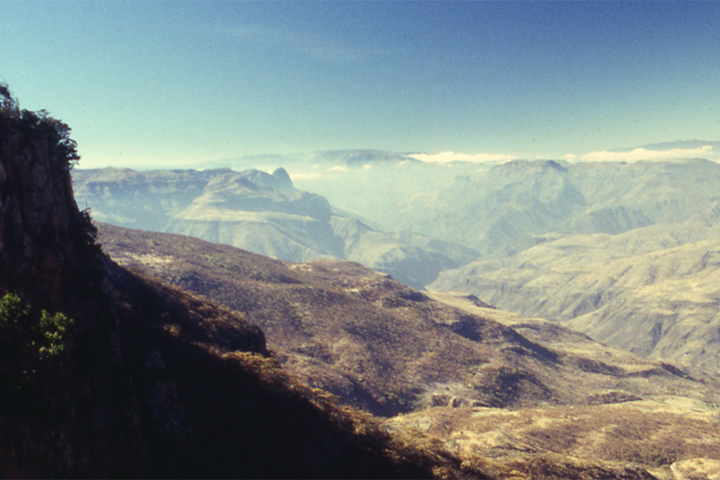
431, 224, 720, 374
415, 291, 720, 479
391, 397, 720, 480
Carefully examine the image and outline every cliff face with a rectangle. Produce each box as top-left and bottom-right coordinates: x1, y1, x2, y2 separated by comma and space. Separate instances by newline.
0, 120, 99, 313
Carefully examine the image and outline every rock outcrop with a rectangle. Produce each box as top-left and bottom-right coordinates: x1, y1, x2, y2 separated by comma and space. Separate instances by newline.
0, 116, 100, 314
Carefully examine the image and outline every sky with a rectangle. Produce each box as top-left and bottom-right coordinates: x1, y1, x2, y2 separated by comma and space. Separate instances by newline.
1, 1, 719, 168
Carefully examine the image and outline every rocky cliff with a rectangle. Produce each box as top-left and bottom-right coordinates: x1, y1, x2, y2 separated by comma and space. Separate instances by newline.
0, 110, 100, 314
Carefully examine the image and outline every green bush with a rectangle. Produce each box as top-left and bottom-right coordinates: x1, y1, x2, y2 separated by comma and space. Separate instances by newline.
0, 292, 74, 387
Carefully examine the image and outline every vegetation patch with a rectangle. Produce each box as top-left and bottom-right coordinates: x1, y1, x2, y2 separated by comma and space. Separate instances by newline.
0, 292, 73, 416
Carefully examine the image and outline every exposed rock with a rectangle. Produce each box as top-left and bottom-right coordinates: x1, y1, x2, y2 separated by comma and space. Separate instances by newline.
0, 127, 100, 313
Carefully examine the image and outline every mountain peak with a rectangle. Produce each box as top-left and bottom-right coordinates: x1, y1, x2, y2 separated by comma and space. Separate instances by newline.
271, 166, 290, 181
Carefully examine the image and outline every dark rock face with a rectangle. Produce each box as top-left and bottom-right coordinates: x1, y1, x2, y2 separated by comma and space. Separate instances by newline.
0, 128, 98, 312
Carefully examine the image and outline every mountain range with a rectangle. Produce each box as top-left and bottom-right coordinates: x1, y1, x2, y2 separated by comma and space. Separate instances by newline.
75, 155, 720, 382
1, 96, 496, 478
6, 86, 720, 478
73, 166, 478, 288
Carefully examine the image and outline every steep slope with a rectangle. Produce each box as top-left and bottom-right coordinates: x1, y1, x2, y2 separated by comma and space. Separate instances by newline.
0, 89, 488, 479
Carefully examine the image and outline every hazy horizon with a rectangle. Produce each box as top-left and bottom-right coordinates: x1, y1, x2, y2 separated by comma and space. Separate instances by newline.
2, 1, 719, 169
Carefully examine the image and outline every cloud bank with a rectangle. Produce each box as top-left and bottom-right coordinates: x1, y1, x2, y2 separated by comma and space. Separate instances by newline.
409, 151, 517, 164
564, 145, 716, 163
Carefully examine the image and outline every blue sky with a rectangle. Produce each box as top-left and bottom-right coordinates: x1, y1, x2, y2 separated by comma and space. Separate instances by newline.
1, 1, 719, 168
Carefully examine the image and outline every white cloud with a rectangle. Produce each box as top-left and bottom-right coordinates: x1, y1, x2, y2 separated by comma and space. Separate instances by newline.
289, 172, 323, 180
409, 151, 517, 164
328, 165, 348, 172
564, 145, 715, 163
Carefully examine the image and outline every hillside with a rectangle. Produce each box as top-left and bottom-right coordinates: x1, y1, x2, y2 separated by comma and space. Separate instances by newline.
97, 222, 720, 478
399, 292, 720, 480
77, 158, 720, 378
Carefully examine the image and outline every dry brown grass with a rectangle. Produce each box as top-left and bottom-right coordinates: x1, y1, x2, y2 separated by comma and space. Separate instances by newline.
392, 400, 720, 477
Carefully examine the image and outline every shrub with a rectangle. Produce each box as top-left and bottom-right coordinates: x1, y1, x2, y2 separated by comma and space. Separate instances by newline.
0, 292, 74, 391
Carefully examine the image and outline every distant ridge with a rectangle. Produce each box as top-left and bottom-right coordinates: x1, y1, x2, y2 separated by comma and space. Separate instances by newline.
73, 166, 479, 288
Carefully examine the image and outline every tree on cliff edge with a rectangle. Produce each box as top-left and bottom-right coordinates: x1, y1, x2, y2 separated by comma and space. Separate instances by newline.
0, 82, 79, 167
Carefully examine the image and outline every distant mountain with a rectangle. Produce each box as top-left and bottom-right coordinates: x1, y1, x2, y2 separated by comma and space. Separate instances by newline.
75, 158, 720, 377
73, 167, 478, 288
387, 158, 720, 258
431, 222, 720, 375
